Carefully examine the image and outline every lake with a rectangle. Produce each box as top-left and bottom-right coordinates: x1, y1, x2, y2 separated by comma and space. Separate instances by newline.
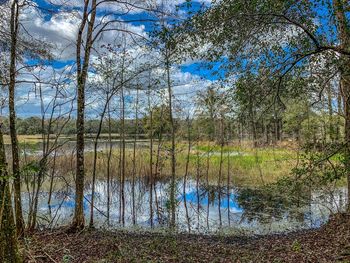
22, 178, 348, 235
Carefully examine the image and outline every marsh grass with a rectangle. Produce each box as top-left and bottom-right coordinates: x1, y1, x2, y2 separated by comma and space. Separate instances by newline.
9, 136, 300, 192
21, 141, 298, 191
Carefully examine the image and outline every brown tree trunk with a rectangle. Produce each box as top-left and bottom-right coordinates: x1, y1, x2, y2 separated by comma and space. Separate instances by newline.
218, 116, 225, 228
206, 143, 210, 230
326, 84, 335, 141
333, 0, 350, 210
336, 88, 343, 141
132, 89, 139, 225
120, 84, 126, 226
227, 150, 231, 226
72, 0, 98, 230
147, 86, 154, 228
9, 0, 24, 236
183, 116, 191, 232
155, 105, 165, 177
154, 104, 165, 224
0, 125, 22, 263
166, 50, 176, 228
183, 117, 191, 196
106, 100, 112, 225
118, 44, 127, 226
251, 106, 258, 147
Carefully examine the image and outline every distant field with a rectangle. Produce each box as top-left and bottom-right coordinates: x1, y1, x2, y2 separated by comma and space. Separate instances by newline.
3, 133, 148, 144
3, 134, 44, 144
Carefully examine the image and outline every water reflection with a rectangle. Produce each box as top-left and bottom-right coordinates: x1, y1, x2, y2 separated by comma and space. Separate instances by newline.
22, 179, 348, 234
11, 140, 149, 157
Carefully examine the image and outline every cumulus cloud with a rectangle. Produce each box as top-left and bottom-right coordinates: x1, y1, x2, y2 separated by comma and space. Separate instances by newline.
19, 3, 148, 61
0, 0, 214, 118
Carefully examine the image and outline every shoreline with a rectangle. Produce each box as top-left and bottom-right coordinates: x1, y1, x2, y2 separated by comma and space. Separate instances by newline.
23, 213, 350, 262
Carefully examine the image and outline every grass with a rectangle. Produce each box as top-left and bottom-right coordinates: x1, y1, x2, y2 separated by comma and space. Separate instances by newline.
45, 141, 297, 189
4, 134, 43, 144
12, 136, 299, 188
3, 133, 146, 144
173, 142, 297, 186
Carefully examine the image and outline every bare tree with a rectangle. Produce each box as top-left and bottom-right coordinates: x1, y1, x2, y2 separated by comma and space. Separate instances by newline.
147, 80, 154, 227
28, 68, 74, 230
131, 88, 139, 225
89, 91, 113, 228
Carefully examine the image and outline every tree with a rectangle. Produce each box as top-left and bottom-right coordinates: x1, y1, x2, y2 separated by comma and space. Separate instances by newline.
67, 0, 160, 230
8, 0, 24, 235
1, 0, 51, 235
162, 27, 177, 228
187, 0, 350, 203
196, 84, 227, 142
143, 105, 172, 138
0, 123, 22, 263
333, 0, 350, 209
27, 71, 74, 230
72, 0, 98, 230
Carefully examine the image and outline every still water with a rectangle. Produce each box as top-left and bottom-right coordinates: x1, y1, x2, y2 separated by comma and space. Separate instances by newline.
22, 179, 348, 235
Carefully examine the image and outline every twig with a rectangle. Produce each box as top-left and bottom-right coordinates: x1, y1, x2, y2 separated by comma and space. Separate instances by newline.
43, 251, 58, 263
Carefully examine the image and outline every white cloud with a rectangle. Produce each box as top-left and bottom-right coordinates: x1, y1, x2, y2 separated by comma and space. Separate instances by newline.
45, 0, 212, 14
19, 4, 149, 61
0, 0, 214, 118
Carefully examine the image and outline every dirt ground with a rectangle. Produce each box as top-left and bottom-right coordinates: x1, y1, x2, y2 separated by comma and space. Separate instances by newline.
22, 213, 350, 263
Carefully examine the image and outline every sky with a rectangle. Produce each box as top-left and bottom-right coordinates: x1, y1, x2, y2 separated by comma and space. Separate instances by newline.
1, 0, 349, 119
0, 0, 216, 118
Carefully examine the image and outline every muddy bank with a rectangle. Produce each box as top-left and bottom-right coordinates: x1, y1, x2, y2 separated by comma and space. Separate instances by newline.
23, 213, 350, 262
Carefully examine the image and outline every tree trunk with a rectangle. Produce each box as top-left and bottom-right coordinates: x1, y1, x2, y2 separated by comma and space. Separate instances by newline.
205, 141, 210, 229
0, 125, 22, 263
106, 100, 112, 225
336, 88, 343, 141
147, 86, 154, 228
333, 0, 350, 210
249, 96, 258, 147
72, 0, 98, 230
154, 104, 165, 224
74, 75, 86, 230
166, 50, 176, 228
183, 117, 191, 232
119, 45, 127, 226
326, 84, 335, 141
218, 116, 225, 228
48, 149, 57, 206
132, 89, 139, 225
120, 84, 126, 226
89, 94, 110, 228
183, 117, 191, 196
9, 0, 24, 236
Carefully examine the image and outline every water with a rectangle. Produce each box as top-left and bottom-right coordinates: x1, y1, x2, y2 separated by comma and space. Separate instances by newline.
13, 140, 149, 157
22, 179, 348, 235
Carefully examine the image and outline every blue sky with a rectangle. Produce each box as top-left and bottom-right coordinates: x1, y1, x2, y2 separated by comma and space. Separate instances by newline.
1, 0, 215, 118
6, 0, 343, 118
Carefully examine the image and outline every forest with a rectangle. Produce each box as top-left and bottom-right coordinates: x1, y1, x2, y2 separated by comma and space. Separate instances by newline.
0, 0, 350, 262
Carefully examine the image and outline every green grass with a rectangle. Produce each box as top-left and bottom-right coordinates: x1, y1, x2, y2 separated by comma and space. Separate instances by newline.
176, 142, 297, 185
15, 138, 299, 187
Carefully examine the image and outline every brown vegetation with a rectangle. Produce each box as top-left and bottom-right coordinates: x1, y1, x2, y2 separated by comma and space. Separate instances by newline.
24, 213, 350, 262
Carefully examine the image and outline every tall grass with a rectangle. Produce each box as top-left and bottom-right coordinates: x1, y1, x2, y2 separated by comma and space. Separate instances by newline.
34, 142, 297, 190
13, 139, 299, 191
